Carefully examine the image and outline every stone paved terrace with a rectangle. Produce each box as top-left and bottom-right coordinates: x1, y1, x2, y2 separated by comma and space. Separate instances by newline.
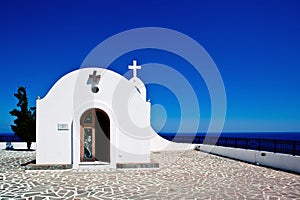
0, 149, 300, 199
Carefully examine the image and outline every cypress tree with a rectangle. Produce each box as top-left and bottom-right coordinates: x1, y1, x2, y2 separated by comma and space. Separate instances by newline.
9, 86, 36, 150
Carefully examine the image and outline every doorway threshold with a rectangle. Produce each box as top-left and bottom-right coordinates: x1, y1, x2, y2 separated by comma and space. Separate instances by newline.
79, 161, 109, 165
78, 161, 112, 171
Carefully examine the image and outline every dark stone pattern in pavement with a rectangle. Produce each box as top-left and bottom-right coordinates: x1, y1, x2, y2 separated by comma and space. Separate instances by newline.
0, 150, 299, 199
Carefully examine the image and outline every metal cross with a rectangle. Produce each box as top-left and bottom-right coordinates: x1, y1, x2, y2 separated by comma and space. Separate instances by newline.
128, 60, 141, 77
89, 70, 101, 85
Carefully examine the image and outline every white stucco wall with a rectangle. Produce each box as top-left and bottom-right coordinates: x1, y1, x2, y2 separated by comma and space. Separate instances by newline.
150, 131, 196, 151
256, 151, 300, 174
36, 71, 76, 164
198, 144, 300, 174
36, 68, 152, 168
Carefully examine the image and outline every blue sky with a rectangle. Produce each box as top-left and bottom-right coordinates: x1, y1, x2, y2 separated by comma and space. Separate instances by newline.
0, 0, 299, 133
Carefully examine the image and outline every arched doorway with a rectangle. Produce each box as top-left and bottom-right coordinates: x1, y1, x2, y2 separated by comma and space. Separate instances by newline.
80, 108, 110, 162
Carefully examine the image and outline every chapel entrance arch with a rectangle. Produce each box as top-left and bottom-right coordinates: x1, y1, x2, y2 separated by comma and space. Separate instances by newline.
80, 108, 110, 162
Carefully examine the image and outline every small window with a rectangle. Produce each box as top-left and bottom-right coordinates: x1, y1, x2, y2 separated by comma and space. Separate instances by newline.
92, 86, 99, 93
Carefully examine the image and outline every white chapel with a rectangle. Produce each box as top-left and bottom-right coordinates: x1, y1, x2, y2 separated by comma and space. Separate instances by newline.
36, 60, 194, 169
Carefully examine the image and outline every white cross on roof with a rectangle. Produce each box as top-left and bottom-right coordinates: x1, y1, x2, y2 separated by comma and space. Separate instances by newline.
128, 60, 141, 77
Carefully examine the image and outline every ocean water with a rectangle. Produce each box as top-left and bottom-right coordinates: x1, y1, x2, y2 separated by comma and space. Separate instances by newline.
2, 132, 299, 155
1, 132, 300, 141
0, 133, 22, 142
159, 132, 300, 141
0, 133, 15, 136
158, 132, 300, 156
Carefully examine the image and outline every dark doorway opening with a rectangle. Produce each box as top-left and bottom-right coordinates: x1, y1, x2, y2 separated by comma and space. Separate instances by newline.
95, 109, 110, 162
80, 108, 110, 163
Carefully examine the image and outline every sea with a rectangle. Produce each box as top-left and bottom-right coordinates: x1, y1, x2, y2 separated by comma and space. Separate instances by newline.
159, 132, 300, 141
0, 133, 22, 142
1, 132, 300, 141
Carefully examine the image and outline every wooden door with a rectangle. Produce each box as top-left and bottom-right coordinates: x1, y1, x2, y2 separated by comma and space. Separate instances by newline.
80, 109, 96, 162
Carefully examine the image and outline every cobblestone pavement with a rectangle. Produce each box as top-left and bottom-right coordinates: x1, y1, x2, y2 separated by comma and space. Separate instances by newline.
0, 150, 300, 199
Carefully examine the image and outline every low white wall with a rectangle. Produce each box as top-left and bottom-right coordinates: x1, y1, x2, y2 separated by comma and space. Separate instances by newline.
197, 144, 300, 174
256, 151, 300, 174
150, 129, 197, 151
0, 142, 36, 150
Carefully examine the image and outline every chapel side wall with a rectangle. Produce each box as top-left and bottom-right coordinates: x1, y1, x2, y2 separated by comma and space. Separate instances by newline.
36, 101, 72, 164
116, 128, 150, 163
115, 93, 151, 163
36, 74, 75, 165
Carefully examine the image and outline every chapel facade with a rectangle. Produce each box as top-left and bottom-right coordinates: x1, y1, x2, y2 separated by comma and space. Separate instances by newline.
36, 61, 152, 169
36, 61, 194, 169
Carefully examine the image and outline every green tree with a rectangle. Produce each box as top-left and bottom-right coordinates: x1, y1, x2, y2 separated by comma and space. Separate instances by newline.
9, 86, 36, 150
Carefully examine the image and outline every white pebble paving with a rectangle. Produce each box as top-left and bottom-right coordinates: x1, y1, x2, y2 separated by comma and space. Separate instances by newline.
0, 150, 299, 199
